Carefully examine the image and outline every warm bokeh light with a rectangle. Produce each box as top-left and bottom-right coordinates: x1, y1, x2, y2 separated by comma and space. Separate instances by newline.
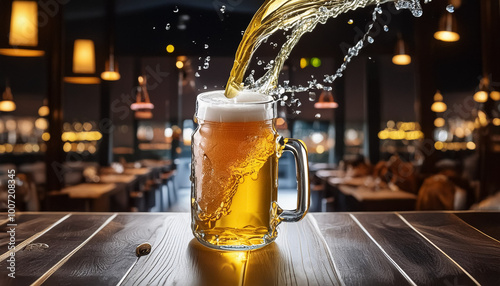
0, 100, 16, 112
473, 90, 488, 103
434, 31, 460, 42
64, 76, 101, 84
493, 118, 500, 126
35, 118, 48, 130
38, 105, 49, 117
434, 141, 444, 150
101, 71, 121, 81
300, 58, 308, 69
42, 132, 50, 141
392, 54, 411, 65
431, 101, 447, 113
467, 142, 476, 150
491, 91, 500, 101
166, 44, 175, 53
176, 60, 184, 69
434, 117, 445, 127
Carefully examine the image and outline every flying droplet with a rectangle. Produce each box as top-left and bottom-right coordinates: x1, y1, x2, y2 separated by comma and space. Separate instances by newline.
375, 7, 382, 14
257, 60, 263, 65
383, 25, 389, 32
204, 44, 209, 49
203, 85, 207, 90
348, 19, 353, 24
315, 113, 321, 119
195, 72, 200, 77
367, 36, 374, 44
220, 5, 226, 14
165, 23, 171, 30
446, 4, 454, 13
152, 27, 156, 30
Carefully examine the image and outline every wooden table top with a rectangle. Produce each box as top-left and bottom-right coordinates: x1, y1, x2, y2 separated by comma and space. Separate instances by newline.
0, 211, 499, 285
99, 174, 137, 184
57, 183, 118, 199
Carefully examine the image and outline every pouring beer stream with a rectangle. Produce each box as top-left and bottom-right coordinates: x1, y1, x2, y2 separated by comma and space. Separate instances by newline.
224, 0, 423, 98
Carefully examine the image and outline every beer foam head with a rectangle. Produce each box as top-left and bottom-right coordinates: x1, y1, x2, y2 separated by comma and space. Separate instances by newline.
196, 90, 276, 122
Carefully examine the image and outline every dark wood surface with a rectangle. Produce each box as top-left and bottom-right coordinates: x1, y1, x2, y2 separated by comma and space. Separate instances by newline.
0, 211, 499, 285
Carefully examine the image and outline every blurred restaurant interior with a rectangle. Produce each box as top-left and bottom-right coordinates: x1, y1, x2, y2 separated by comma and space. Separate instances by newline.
0, 0, 499, 213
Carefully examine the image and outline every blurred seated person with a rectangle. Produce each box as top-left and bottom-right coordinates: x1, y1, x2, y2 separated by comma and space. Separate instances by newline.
416, 159, 474, 210
344, 155, 372, 178
372, 155, 418, 194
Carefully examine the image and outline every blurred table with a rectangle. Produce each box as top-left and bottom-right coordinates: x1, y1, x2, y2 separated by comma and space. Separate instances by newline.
0, 211, 498, 285
328, 177, 417, 211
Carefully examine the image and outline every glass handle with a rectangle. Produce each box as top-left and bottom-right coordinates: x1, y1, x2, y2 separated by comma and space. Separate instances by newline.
279, 138, 310, 222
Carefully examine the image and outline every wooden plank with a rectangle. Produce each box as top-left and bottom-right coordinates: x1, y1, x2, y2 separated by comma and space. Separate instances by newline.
123, 214, 341, 286
454, 212, 500, 242
400, 212, 500, 285
243, 216, 341, 286
312, 213, 414, 285
121, 213, 194, 285
0, 214, 113, 286
352, 213, 475, 285
43, 214, 168, 286
0, 213, 66, 250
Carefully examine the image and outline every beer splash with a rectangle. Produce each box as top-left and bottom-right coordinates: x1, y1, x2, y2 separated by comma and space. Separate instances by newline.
224, 0, 423, 98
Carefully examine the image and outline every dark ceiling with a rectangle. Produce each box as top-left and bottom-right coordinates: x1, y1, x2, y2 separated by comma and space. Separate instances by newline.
0, 0, 484, 93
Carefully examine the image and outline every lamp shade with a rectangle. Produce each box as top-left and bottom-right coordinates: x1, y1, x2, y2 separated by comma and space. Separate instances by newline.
101, 54, 121, 81
0, 1, 44, 57
431, 90, 447, 113
314, 91, 338, 109
392, 37, 411, 65
0, 86, 16, 112
434, 13, 460, 42
9, 1, 38, 46
73, 39, 96, 74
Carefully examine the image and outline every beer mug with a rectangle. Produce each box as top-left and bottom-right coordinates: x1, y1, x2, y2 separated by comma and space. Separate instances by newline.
191, 90, 310, 250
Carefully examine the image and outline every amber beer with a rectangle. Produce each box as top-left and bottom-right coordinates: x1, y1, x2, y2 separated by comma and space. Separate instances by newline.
191, 91, 310, 250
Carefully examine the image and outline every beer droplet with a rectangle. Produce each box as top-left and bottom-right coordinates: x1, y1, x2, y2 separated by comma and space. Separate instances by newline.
173, 6, 179, 13
347, 19, 353, 24
383, 25, 389, 32
165, 23, 171, 30
220, 5, 226, 14
195, 72, 200, 77
367, 36, 374, 44
309, 92, 316, 101
204, 44, 209, 49
315, 113, 321, 119
446, 4, 454, 13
